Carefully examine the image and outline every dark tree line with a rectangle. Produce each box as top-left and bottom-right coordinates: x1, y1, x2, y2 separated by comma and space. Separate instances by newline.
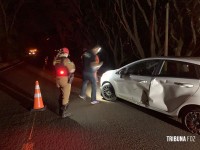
79, 0, 200, 67
0, 0, 24, 61
0, 0, 199, 68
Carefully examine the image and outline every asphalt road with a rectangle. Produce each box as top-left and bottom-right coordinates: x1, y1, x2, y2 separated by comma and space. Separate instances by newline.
0, 61, 199, 150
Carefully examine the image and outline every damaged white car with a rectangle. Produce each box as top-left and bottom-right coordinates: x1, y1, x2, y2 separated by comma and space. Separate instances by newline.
100, 57, 200, 134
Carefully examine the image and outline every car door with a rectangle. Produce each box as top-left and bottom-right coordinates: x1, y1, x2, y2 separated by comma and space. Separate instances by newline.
149, 60, 200, 112
115, 59, 161, 104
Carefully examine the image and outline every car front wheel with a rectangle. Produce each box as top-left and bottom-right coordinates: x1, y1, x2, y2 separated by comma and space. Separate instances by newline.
182, 108, 200, 135
101, 83, 117, 101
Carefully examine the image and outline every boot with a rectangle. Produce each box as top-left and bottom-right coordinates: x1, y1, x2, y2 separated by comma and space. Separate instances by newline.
61, 104, 71, 118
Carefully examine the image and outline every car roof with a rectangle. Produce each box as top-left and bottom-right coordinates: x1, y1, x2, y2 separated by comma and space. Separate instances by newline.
140, 57, 200, 65
119, 57, 200, 70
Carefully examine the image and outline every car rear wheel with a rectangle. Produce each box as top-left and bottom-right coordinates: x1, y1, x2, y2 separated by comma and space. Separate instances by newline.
182, 108, 200, 135
101, 83, 117, 101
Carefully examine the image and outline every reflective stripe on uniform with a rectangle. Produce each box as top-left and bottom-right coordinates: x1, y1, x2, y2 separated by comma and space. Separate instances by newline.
55, 60, 61, 63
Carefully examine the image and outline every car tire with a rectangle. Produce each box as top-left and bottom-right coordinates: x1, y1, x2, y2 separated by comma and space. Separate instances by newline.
101, 83, 117, 101
181, 108, 200, 135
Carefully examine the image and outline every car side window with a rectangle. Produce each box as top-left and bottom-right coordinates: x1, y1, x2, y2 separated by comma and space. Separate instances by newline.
127, 60, 160, 76
159, 61, 198, 79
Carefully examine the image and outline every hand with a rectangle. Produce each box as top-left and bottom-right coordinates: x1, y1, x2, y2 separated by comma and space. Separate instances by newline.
92, 62, 103, 71
99, 61, 103, 66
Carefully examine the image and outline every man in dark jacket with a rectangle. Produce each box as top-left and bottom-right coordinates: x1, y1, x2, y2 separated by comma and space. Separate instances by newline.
79, 45, 103, 104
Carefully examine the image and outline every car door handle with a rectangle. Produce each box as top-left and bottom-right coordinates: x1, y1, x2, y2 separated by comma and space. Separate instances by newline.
174, 82, 194, 88
160, 80, 167, 84
133, 79, 147, 83
138, 80, 147, 83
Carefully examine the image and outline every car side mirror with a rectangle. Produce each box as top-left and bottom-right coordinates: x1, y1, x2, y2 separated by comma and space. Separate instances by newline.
120, 69, 128, 78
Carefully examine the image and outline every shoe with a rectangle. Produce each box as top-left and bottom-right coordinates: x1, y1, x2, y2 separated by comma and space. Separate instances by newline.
91, 100, 99, 105
79, 95, 86, 100
61, 104, 71, 118
62, 112, 72, 118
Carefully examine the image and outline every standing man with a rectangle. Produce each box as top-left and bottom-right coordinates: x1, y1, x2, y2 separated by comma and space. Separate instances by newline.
79, 45, 103, 104
53, 47, 75, 118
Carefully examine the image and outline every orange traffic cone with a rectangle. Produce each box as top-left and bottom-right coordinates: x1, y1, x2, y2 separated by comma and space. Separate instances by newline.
32, 81, 46, 111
